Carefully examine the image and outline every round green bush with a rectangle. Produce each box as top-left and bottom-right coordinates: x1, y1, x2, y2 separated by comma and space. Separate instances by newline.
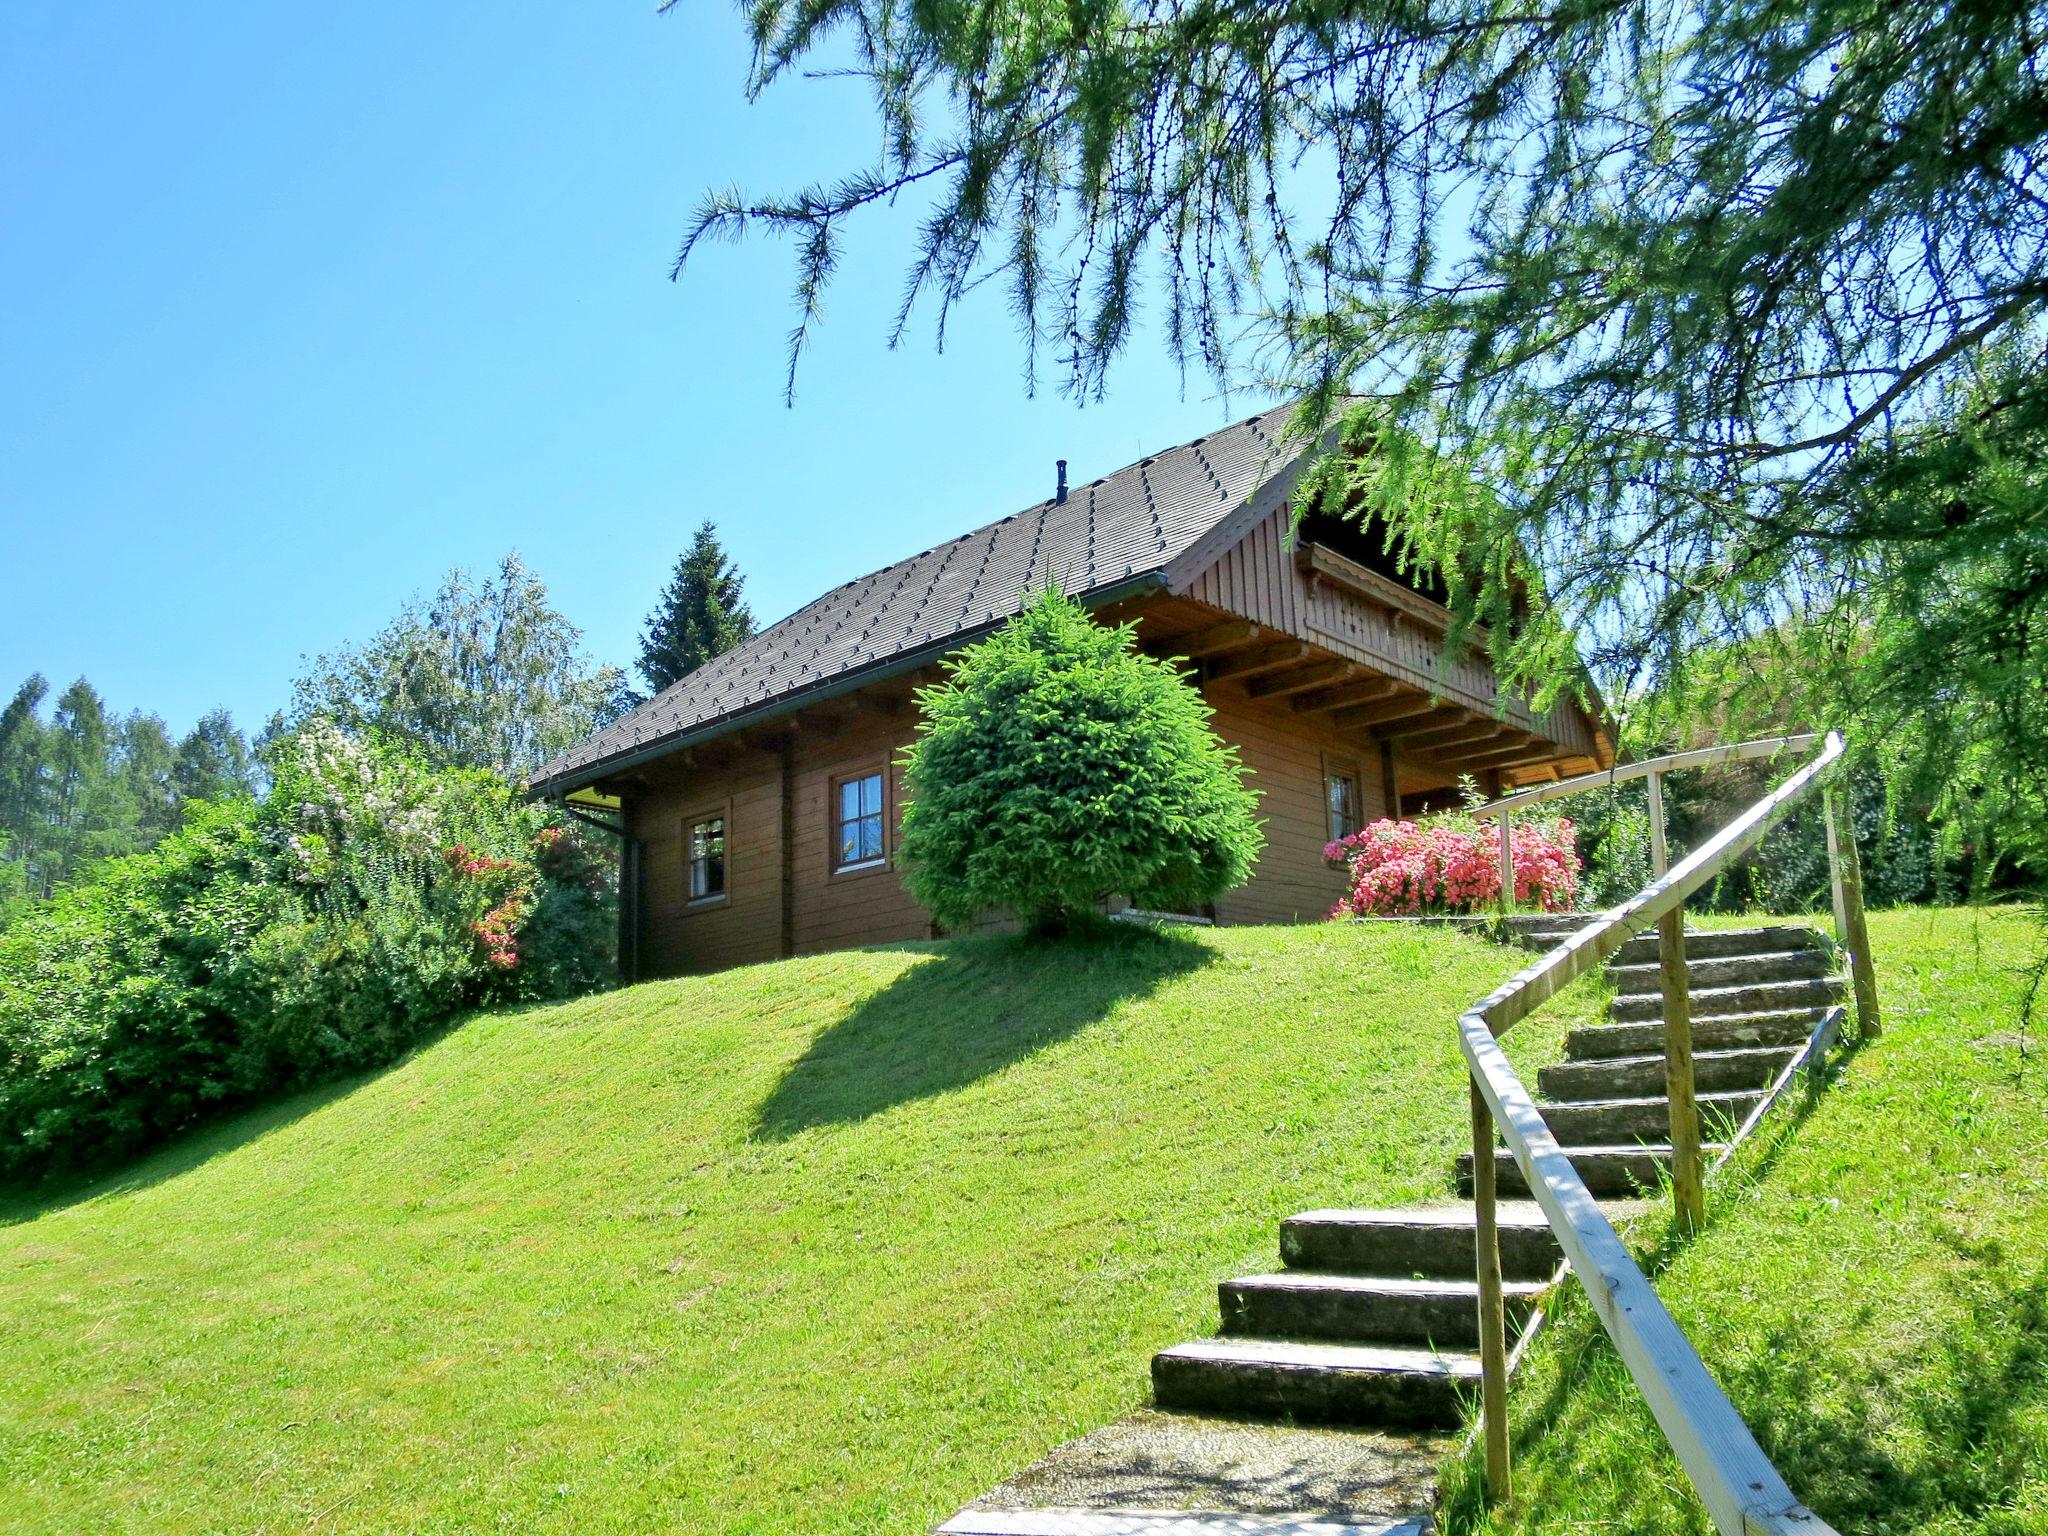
898, 588, 1263, 934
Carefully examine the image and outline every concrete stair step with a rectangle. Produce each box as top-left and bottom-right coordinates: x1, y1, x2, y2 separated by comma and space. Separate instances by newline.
1607, 949, 1834, 991
1456, 1143, 1728, 1199
1280, 1205, 1559, 1281
1219, 1271, 1546, 1347
1609, 975, 1843, 1023
1540, 1044, 1798, 1100
1565, 1007, 1826, 1060
1608, 924, 1824, 966
938, 1512, 1428, 1536
1538, 1089, 1764, 1145
1151, 1336, 1481, 1428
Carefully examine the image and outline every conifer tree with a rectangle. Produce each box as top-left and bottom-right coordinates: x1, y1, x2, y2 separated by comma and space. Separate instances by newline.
0, 677, 50, 899
173, 709, 257, 805
636, 522, 756, 697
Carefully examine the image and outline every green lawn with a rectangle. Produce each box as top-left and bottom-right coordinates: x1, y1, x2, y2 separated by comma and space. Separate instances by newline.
1440, 905, 2048, 1536
0, 920, 1591, 1536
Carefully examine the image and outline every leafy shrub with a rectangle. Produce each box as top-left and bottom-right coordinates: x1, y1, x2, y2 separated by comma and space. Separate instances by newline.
0, 725, 612, 1181
898, 588, 1263, 934
1326, 809, 1580, 917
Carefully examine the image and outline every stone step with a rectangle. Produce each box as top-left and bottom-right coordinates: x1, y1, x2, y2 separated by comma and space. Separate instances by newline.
1609, 975, 1843, 1023
1280, 1205, 1560, 1281
1540, 1044, 1797, 1101
1565, 1007, 1827, 1060
1538, 1089, 1764, 1145
1151, 1336, 1481, 1428
1219, 1271, 1547, 1347
1607, 949, 1834, 991
1456, 1143, 1728, 1199
1608, 924, 1824, 966
938, 1512, 1429, 1536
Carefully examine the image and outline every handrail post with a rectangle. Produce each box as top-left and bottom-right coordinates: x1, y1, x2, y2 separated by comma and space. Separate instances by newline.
1497, 810, 1513, 919
1469, 1076, 1512, 1501
1824, 784, 1883, 1039
1647, 768, 1704, 1229
1658, 905, 1705, 1231
1647, 769, 1669, 880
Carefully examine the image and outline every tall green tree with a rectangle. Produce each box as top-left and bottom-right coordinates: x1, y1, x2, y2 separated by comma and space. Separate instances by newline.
173, 708, 258, 805
290, 552, 629, 781
120, 713, 180, 848
0, 678, 51, 908
682, 0, 2048, 883
637, 522, 756, 697
45, 679, 133, 891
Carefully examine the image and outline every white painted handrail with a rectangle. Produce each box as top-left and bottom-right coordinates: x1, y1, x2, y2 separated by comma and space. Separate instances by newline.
1470, 733, 1845, 1037
1469, 733, 1826, 819
1461, 730, 1851, 1529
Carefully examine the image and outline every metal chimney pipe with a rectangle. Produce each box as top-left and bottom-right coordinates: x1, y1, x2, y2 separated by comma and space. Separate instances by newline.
1055, 460, 1068, 505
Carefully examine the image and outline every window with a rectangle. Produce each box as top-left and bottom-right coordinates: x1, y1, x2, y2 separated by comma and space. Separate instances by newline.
688, 815, 726, 901
1325, 765, 1362, 843
834, 770, 887, 871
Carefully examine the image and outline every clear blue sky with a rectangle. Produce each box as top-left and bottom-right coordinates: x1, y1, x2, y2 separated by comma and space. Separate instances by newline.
1, 2, 1270, 737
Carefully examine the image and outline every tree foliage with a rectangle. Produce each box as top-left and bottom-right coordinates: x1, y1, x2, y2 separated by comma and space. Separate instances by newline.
898, 589, 1262, 933
290, 553, 628, 782
0, 676, 257, 925
637, 521, 756, 697
0, 727, 614, 1182
684, 0, 2048, 889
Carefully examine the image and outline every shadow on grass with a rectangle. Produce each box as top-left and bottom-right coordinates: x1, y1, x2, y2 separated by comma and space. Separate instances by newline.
0, 1070, 374, 1228
750, 921, 1214, 1141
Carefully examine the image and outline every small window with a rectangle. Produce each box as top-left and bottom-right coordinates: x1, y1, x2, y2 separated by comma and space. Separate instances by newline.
1326, 767, 1362, 842
688, 815, 726, 900
834, 771, 887, 870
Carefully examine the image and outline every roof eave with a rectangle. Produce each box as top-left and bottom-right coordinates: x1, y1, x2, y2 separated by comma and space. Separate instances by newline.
527, 569, 1173, 802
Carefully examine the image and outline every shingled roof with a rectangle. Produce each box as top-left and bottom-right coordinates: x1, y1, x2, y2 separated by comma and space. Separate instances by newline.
533, 402, 1309, 796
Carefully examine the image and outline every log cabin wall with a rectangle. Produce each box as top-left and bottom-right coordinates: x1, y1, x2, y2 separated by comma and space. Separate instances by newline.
626, 670, 1400, 973
627, 745, 785, 976
1204, 683, 1388, 924
624, 707, 928, 975
786, 711, 928, 957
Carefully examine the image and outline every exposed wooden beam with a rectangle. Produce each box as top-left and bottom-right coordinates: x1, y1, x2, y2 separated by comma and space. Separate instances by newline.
1329, 691, 1441, 731
1291, 677, 1402, 715
1374, 706, 1472, 743
1169, 618, 1265, 659
1208, 640, 1310, 684
1451, 742, 1566, 772
1401, 720, 1517, 753
1245, 658, 1352, 701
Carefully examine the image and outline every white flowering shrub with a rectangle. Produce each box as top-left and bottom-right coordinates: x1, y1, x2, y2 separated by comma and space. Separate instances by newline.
0, 725, 614, 1181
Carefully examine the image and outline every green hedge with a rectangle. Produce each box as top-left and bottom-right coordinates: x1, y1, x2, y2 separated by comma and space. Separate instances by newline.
0, 725, 611, 1181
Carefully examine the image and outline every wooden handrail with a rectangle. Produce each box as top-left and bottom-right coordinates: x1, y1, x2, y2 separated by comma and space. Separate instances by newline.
1469, 733, 1826, 820
1462, 731, 1854, 1527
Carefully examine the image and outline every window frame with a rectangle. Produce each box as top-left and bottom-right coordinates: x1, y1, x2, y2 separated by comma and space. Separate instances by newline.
682, 801, 731, 910
828, 763, 892, 877
1322, 753, 1364, 845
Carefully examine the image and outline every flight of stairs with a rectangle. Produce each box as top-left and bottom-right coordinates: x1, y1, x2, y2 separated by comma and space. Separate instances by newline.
1151, 921, 1844, 1428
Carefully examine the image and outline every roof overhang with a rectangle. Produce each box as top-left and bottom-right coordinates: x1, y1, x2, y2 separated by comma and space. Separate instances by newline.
527, 569, 1173, 802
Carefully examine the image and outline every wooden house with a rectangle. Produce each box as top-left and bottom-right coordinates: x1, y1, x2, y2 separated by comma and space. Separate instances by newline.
531, 405, 1613, 977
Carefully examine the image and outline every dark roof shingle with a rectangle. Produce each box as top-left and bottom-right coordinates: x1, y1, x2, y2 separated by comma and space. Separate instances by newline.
534, 402, 1302, 793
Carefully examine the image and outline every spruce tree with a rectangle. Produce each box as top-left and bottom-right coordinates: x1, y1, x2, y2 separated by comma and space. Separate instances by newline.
899, 589, 1263, 934
173, 709, 257, 805
637, 522, 756, 697
0, 676, 50, 900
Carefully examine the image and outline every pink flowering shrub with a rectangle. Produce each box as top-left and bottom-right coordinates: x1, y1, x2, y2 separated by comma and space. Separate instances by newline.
1325, 811, 1581, 917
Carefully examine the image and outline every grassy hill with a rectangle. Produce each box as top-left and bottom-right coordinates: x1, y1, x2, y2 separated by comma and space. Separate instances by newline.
1440, 905, 2048, 1536
0, 921, 1590, 1536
